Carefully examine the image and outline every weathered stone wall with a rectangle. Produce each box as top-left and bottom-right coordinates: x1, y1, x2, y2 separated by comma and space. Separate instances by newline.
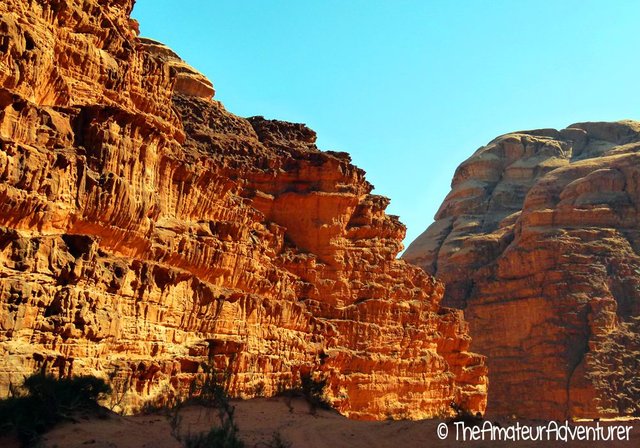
404, 122, 640, 419
0, 0, 487, 420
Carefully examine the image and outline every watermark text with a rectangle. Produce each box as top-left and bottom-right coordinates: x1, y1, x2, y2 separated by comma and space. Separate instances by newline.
436, 420, 633, 442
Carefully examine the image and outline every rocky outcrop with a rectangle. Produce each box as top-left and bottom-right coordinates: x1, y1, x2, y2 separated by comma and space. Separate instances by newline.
404, 122, 640, 419
0, 0, 487, 420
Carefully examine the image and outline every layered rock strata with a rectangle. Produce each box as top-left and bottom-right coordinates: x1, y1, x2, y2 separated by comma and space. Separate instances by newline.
0, 0, 487, 419
404, 122, 640, 419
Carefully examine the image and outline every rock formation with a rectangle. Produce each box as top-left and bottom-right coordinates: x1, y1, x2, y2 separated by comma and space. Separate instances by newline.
404, 122, 640, 419
0, 0, 487, 420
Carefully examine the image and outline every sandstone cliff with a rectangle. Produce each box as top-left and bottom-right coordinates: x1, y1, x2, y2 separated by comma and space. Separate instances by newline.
0, 0, 487, 419
404, 122, 640, 419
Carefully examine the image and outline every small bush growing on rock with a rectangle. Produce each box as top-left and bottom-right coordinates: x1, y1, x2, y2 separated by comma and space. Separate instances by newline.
300, 372, 331, 414
0, 373, 110, 445
276, 372, 331, 415
449, 401, 483, 426
169, 364, 244, 448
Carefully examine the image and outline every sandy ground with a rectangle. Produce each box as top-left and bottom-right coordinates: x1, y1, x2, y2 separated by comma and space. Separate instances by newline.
1, 397, 637, 447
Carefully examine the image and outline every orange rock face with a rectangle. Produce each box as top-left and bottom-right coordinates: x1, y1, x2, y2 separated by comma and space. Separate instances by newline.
0, 0, 487, 419
404, 123, 640, 419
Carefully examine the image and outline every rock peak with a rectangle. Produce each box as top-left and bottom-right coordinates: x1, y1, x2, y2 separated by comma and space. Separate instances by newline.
404, 120, 640, 419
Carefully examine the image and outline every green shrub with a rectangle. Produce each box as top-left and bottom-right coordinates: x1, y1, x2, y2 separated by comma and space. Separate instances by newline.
300, 373, 331, 413
274, 372, 332, 415
0, 373, 110, 445
448, 401, 483, 426
188, 367, 232, 409
171, 365, 244, 448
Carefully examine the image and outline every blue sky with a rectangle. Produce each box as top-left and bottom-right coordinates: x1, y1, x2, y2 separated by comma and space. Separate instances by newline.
132, 0, 640, 249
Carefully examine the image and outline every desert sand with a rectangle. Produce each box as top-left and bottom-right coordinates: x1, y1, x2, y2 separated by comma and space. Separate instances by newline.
2, 397, 627, 448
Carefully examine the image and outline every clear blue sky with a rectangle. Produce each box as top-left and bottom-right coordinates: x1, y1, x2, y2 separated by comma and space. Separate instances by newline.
132, 0, 640, 249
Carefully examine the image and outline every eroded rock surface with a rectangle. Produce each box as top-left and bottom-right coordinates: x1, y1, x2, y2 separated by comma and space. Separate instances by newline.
0, 0, 487, 419
404, 122, 640, 419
